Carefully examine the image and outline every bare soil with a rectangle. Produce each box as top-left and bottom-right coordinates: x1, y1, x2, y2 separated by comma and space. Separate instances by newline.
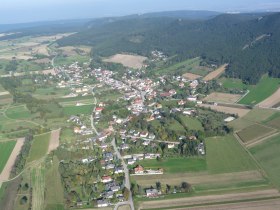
182, 73, 201, 80
103, 54, 147, 69
257, 88, 280, 108
204, 92, 242, 104
47, 129, 60, 154
203, 64, 228, 81
0, 138, 24, 183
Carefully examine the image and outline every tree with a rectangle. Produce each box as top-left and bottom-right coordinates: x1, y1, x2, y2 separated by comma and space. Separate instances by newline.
181, 182, 191, 192
156, 182, 161, 191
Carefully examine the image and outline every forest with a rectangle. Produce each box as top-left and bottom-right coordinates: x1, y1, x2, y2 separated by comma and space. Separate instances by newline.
58, 12, 280, 84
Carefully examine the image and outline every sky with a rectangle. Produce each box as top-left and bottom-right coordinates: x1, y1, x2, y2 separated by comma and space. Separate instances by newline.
0, 0, 280, 24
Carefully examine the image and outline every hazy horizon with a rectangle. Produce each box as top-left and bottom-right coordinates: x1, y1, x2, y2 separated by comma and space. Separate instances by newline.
1, 0, 280, 24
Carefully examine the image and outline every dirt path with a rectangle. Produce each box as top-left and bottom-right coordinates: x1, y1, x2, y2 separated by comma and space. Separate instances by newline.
0, 138, 25, 184
203, 64, 228, 81
47, 129, 61, 154
139, 189, 280, 210
257, 87, 280, 108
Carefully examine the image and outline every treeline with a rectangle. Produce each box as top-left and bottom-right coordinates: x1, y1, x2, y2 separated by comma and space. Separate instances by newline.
58, 12, 280, 84
10, 134, 33, 177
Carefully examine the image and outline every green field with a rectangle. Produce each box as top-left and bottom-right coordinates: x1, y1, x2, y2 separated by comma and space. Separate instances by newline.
33, 87, 70, 100
63, 104, 93, 116
45, 156, 64, 210
239, 75, 280, 105
228, 108, 277, 131
250, 134, 280, 189
179, 115, 203, 131
265, 114, 280, 130
5, 105, 32, 119
237, 124, 275, 143
139, 158, 207, 174
27, 133, 50, 162
156, 57, 210, 76
206, 135, 257, 173
220, 77, 248, 90
0, 141, 16, 173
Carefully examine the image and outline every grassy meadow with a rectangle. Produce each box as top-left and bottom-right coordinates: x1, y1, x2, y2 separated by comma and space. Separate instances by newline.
250, 134, 280, 189
27, 133, 50, 162
206, 135, 257, 173
0, 141, 16, 173
63, 104, 93, 116
239, 75, 280, 105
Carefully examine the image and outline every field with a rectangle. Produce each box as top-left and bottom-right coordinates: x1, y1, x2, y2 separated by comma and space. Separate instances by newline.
138, 189, 280, 210
0, 33, 72, 61
0, 141, 16, 173
33, 87, 70, 100
206, 135, 257, 173
138, 158, 207, 174
103, 53, 147, 69
47, 129, 60, 154
250, 134, 280, 189
219, 77, 248, 91
45, 156, 64, 210
63, 104, 93, 115
239, 75, 280, 105
5, 105, 32, 119
199, 104, 250, 117
0, 139, 24, 183
27, 133, 51, 163
266, 115, 280, 130
257, 87, 280, 108
179, 115, 203, 131
157, 57, 210, 76
31, 164, 45, 210
237, 124, 276, 143
203, 92, 242, 104
203, 64, 228, 81
182, 72, 201, 80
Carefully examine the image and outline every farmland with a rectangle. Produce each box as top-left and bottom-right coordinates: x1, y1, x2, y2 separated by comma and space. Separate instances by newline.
103, 53, 147, 69
27, 133, 50, 163
5, 105, 32, 119
44, 157, 64, 210
203, 92, 242, 104
250, 134, 280, 189
0, 141, 16, 173
203, 64, 228, 81
198, 104, 250, 117
138, 158, 207, 174
219, 77, 248, 91
239, 75, 280, 105
257, 87, 280, 108
237, 124, 276, 143
206, 135, 257, 173
156, 57, 211, 76
63, 104, 93, 115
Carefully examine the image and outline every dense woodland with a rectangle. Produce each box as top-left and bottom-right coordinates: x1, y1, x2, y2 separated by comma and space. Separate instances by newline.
58, 12, 280, 84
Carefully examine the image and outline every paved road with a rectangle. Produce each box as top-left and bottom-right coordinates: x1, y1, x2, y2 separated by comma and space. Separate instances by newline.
112, 138, 135, 210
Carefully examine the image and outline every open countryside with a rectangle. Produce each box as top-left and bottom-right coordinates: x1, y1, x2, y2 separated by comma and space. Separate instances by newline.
0, 4, 280, 210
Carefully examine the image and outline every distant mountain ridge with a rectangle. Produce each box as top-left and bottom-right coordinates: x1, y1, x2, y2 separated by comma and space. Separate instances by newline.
58, 11, 280, 84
